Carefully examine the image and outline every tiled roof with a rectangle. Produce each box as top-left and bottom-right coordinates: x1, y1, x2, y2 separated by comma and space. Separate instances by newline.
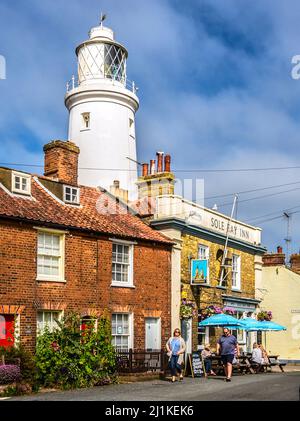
0, 174, 173, 245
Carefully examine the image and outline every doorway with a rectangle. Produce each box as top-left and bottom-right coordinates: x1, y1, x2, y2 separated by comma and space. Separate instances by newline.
181, 318, 192, 354
145, 318, 161, 351
0, 314, 15, 348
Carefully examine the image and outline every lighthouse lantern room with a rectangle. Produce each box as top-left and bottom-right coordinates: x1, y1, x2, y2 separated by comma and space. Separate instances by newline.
65, 16, 139, 199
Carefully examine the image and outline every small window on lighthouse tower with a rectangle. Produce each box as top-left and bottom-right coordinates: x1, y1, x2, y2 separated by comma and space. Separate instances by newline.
81, 113, 90, 130
129, 118, 135, 138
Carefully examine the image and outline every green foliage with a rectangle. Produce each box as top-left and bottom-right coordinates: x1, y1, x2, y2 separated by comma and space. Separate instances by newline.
0, 345, 36, 385
35, 312, 116, 390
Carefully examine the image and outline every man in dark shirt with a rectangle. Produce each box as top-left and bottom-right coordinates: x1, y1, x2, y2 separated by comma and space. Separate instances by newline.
217, 328, 239, 382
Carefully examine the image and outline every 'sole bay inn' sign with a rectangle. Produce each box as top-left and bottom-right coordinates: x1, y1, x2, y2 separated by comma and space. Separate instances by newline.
188, 209, 261, 245
156, 196, 262, 246
210, 217, 251, 241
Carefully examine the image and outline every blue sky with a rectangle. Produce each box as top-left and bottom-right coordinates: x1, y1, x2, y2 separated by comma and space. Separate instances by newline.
1, 0, 300, 254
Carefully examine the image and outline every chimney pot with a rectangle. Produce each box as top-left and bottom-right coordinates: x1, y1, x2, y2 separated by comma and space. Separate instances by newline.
164, 154, 171, 172
156, 152, 164, 173
150, 160, 156, 175
142, 163, 149, 177
277, 246, 283, 254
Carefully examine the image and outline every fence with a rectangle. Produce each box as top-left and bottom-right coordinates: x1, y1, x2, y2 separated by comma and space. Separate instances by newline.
116, 349, 169, 374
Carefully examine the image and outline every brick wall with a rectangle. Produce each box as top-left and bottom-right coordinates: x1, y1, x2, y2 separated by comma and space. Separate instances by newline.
289, 254, 300, 274
43, 140, 79, 185
180, 234, 256, 351
0, 219, 172, 352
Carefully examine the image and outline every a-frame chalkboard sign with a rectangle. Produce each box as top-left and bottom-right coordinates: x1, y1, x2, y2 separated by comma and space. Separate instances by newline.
186, 352, 206, 378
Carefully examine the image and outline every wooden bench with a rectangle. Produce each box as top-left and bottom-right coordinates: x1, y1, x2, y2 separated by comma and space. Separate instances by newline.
268, 356, 286, 373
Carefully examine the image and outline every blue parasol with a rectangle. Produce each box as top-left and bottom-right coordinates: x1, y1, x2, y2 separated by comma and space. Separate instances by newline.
246, 320, 286, 331
198, 313, 245, 327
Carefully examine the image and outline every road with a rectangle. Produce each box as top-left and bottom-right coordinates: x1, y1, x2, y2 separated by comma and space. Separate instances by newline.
8, 371, 300, 401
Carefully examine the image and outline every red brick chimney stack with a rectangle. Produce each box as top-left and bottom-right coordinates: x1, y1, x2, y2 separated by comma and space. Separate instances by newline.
290, 253, 300, 275
44, 140, 80, 185
136, 151, 175, 204
262, 246, 285, 266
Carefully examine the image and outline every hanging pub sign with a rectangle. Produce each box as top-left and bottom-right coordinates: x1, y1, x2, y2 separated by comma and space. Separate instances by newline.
191, 259, 208, 285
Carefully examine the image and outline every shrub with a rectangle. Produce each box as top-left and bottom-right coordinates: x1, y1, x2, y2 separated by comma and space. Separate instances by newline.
0, 365, 21, 385
35, 311, 116, 390
0, 345, 36, 385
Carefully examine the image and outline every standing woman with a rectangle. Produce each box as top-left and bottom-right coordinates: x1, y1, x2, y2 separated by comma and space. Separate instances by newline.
166, 328, 186, 382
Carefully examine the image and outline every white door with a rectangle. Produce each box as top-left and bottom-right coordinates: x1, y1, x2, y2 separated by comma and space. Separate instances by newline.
181, 318, 192, 354
145, 318, 161, 350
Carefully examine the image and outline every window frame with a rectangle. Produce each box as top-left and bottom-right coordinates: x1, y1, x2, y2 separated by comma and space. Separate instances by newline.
81, 112, 91, 131
63, 185, 80, 205
111, 241, 134, 288
232, 254, 241, 291
129, 118, 135, 138
11, 171, 31, 196
231, 311, 246, 344
36, 229, 65, 283
111, 313, 133, 351
36, 310, 62, 336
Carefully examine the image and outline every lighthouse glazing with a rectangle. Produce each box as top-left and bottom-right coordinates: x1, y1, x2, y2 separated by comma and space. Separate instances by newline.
65, 20, 139, 199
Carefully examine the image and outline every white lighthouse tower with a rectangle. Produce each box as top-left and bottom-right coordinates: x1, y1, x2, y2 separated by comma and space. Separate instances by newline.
65, 16, 139, 199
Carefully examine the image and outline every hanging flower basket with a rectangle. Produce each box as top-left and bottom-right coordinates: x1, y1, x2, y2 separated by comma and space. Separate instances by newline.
257, 310, 273, 321
199, 305, 237, 321
180, 299, 197, 320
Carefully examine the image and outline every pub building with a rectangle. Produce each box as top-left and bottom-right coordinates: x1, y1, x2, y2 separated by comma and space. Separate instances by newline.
134, 152, 266, 354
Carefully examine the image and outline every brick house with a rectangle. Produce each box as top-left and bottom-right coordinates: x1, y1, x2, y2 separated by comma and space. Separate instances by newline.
0, 141, 173, 353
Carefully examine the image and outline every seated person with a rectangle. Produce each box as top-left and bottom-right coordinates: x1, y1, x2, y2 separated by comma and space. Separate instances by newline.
252, 343, 263, 371
201, 344, 216, 376
258, 344, 269, 365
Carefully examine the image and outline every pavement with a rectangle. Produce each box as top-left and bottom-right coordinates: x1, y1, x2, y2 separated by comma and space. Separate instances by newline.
7, 368, 300, 401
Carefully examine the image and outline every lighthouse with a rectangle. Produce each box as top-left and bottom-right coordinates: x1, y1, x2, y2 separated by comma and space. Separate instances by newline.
65, 16, 139, 199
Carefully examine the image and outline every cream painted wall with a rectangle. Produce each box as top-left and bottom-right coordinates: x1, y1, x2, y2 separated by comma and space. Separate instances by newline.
157, 228, 182, 334
261, 266, 300, 361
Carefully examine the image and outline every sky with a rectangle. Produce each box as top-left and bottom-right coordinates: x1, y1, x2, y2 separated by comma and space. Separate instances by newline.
1, 0, 300, 254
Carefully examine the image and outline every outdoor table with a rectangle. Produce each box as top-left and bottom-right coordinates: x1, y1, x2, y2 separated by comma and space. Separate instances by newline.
209, 355, 254, 375
267, 355, 286, 373
236, 355, 255, 374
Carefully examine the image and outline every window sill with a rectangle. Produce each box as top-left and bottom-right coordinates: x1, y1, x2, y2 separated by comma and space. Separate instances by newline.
216, 286, 227, 290
12, 190, 31, 197
64, 201, 80, 206
36, 278, 66, 283
232, 288, 242, 293
192, 283, 211, 288
111, 283, 135, 289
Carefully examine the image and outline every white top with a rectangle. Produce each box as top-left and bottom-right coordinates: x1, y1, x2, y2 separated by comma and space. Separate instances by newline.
89, 25, 114, 40
252, 348, 262, 364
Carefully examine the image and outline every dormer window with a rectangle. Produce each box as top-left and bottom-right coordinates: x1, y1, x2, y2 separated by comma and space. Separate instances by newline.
12, 171, 31, 195
63, 185, 80, 205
